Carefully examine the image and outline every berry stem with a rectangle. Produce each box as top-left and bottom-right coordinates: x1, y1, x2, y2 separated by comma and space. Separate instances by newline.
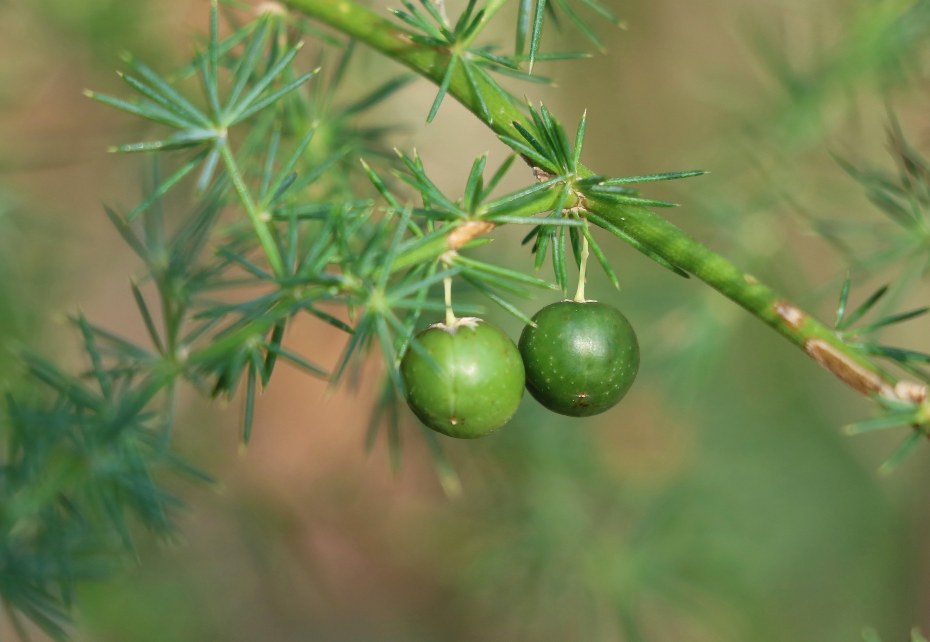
573, 232, 589, 303
444, 276, 456, 326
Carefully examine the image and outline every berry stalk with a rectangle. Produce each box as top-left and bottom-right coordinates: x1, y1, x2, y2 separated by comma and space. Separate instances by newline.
573, 232, 589, 303
444, 275, 456, 327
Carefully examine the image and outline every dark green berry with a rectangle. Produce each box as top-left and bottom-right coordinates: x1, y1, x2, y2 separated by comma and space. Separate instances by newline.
519, 300, 639, 417
401, 317, 525, 438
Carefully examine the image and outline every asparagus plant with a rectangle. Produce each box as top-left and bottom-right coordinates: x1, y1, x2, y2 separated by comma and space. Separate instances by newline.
2, 0, 929, 638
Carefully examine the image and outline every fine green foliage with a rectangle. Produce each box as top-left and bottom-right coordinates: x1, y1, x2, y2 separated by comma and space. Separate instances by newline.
825, 121, 930, 464
835, 276, 930, 372
393, 0, 595, 122
515, 0, 624, 70
2, 3, 695, 636
835, 274, 930, 471
507, 103, 702, 290
824, 116, 930, 275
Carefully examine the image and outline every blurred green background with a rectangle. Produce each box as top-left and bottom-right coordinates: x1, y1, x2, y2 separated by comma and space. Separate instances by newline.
1, 0, 929, 640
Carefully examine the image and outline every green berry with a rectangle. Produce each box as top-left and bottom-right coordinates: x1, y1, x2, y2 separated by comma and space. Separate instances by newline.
401, 317, 525, 438
519, 300, 639, 417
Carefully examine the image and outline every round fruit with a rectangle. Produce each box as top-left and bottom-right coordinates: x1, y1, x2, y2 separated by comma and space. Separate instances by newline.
519, 300, 639, 417
400, 317, 525, 438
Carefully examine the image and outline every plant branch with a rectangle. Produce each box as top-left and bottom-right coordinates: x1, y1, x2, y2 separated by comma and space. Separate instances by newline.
285, 0, 927, 404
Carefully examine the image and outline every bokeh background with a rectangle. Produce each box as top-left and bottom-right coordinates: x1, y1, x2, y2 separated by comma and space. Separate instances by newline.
1, 0, 929, 640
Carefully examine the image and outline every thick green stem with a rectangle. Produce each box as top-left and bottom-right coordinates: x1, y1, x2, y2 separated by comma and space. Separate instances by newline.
286, 0, 918, 400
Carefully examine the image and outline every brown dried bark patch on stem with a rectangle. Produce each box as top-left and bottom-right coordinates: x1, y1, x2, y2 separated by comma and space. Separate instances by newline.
805, 339, 892, 397
532, 166, 554, 182
447, 220, 495, 250
774, 300, 805, 329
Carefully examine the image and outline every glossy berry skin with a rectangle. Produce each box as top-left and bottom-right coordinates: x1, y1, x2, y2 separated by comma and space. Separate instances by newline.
401, 318, 525, 438
519, 301, 639, 417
